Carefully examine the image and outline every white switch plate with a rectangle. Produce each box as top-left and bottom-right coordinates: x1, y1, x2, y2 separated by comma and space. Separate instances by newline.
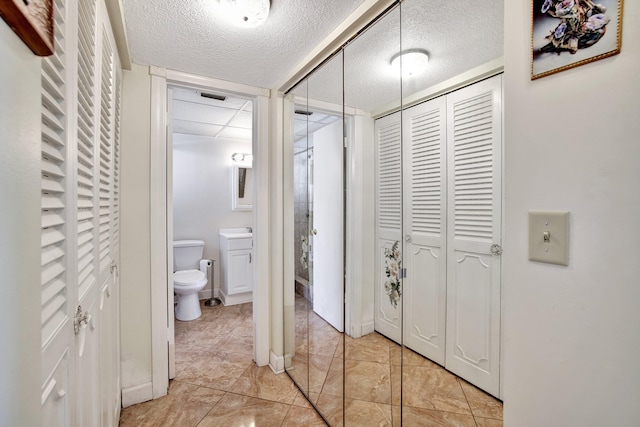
528, 211, 570, 266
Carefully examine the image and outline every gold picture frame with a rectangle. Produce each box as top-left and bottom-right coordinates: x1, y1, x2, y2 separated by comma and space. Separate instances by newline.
0, 0, 54, 56
531, 0, 623, 80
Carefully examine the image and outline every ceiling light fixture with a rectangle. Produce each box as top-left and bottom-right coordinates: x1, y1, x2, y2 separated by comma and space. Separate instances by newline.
219, 0, 270, 28
390, 49, 430, 78
231, 153, 253, 163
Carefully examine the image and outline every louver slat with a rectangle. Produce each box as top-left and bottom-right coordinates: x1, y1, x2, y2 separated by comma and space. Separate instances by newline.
452, 92, 494, 241
112, 69, 122, 253
99, 29, 114, 272
411, 109, 443, 236
76, 0, 97, 295
41, 0, 67, 349
377, 121, 402, 231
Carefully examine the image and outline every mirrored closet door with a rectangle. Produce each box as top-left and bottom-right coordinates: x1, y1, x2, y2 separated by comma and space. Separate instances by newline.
284, 50, 346, 426
284, 0, 505, 425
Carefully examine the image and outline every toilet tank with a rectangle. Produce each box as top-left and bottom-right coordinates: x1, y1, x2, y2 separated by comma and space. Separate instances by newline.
173, 240, 205, 271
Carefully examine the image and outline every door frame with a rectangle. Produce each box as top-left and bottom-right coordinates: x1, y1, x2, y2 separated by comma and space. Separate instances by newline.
149, 66, 271, 398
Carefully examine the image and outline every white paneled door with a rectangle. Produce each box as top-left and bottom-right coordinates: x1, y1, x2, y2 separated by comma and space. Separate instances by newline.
312, 120, 345, 332
373, 75, 502, 397
445, 76, 502, 397
402, 96, 448, 365
40, 0, 123, 425
374, 112, 403, 343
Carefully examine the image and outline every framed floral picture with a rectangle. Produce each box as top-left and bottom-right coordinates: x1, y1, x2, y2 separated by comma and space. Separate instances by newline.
531, 0, 623, 80
0, 0, 54, 56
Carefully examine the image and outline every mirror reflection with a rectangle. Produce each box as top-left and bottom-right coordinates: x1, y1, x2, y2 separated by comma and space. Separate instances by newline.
284, 0, 504, 425
232, 164, 253, 211
284, 49, 346, 425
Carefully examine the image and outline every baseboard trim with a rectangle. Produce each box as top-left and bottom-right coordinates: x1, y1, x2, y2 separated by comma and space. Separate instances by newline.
362, 321, 375, 336
219, 290, 253, 306
198, 288, 221, 301
269, 351, 285, 374
121, 381, 153, 408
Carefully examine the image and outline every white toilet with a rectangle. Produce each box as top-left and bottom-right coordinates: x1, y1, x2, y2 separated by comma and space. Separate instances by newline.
173, 240, 208, 321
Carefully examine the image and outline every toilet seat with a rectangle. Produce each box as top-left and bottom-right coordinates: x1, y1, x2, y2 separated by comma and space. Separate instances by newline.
173, 269, 207, 321
174, 269, 206, 287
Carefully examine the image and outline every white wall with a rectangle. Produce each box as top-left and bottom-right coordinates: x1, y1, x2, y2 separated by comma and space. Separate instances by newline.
503, 3, 640, 426
0, 22, 42, 427
120, 64, 153, 401
172, 133, 253, 296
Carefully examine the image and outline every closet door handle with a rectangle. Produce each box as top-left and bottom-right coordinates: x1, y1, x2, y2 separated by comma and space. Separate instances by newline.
249, 253, 252, 263
490, 244, 503, 256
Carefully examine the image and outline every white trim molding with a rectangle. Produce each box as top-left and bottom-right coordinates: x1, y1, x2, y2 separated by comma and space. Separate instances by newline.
149, 67, 272, 400
150, 73, 169, 399
269, 351, 285, 374
121, 382, 153, 408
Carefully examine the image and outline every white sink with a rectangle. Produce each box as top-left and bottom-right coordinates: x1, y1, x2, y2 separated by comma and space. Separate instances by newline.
218, 227, 252, 240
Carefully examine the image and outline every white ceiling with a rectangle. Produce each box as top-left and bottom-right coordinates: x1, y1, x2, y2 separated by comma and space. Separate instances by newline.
292, 0, 504, 112
122, 0, 367, 89
130, 0, 503, 138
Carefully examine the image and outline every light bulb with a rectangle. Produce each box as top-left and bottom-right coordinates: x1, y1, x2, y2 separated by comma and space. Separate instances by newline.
219, 0, 270, 28
390, 49, 429, 78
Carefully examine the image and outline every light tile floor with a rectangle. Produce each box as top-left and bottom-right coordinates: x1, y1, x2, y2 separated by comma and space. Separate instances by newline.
120, 299, 503, 427
288, 295, 504, 427
119, 301, 326, 427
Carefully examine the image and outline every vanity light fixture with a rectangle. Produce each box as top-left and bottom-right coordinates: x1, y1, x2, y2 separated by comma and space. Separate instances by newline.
390, 49, 430, 78
231, 153, 253, 163
219, 0, 270, 28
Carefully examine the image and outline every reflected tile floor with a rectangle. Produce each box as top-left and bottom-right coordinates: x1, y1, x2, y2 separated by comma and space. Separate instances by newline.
289, 294, 504, 427
121, 299, 503, 426
119, 301, 327, 427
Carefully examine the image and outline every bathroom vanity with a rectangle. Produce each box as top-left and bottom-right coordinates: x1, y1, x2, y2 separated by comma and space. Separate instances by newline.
219, 228, 253, 305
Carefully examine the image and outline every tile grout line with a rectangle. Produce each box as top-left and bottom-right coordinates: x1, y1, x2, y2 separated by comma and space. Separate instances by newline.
457, 376, 481, 427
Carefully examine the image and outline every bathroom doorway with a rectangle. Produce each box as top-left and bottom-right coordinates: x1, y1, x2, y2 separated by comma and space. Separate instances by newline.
168, 84, 255, 377
149, 70, 271, 397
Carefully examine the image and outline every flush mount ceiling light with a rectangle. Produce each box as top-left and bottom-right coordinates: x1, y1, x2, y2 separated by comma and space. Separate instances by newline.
390, 49, 430, 78
219, 0, 270, 28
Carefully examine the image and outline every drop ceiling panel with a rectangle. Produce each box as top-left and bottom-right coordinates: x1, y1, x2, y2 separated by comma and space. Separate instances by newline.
173, 120, 224, 138
217, 127, 253, 141
173, 101, 238, 126
227, 111, 253, 130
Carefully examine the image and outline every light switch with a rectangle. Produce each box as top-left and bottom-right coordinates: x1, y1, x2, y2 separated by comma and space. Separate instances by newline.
528, 211, 570, 266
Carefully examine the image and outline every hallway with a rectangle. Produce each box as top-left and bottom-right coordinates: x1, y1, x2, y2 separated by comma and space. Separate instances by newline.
119, 302, 326, 426
120, 300, 503, 426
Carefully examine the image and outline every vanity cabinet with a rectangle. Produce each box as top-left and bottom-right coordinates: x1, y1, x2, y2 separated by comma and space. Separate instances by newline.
219, 231, 253, 305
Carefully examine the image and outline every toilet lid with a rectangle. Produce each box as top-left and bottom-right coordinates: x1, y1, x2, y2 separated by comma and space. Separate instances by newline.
174, 269, 206, 286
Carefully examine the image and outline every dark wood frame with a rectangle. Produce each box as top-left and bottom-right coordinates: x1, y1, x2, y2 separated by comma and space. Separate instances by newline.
0, 0, 54, 56
531, 0, 623, 80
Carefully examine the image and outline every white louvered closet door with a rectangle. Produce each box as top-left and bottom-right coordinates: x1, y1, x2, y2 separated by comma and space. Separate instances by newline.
41, 0, 122, 425
402, 96, 447, 365
40, 0, 73, 424
98, 9, 121, 424
374, 111, 403, 343
76, 0, 101, 425
445, 75, 502, 397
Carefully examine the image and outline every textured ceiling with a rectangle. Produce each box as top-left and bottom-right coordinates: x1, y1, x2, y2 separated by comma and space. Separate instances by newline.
141, 0, 503, 138
292, 0, 504, 113
122, 0, 367, 89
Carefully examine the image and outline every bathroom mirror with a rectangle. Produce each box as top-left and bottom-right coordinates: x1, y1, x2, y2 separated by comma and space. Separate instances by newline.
232, 164, 253, 211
